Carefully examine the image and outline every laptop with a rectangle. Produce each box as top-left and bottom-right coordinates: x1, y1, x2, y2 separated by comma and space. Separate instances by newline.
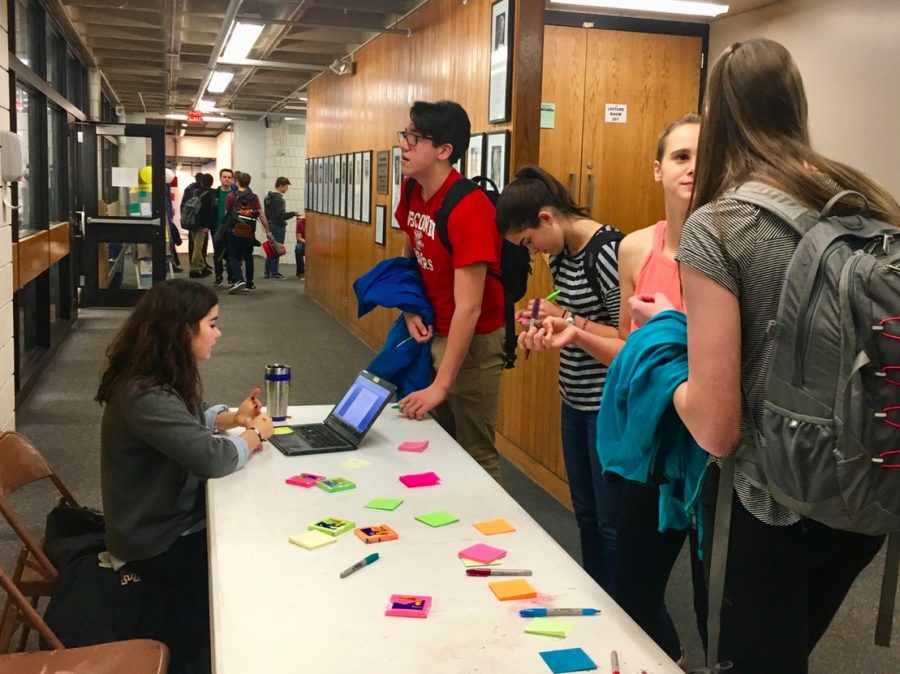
269, 370, 396, 456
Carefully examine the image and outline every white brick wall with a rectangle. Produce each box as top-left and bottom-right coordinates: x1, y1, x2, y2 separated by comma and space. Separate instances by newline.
0, 15, 13, 432
262, 119, 306, 249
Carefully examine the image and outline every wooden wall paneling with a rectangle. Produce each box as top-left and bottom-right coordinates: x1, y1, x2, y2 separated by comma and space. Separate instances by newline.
509, 0, 545, 174
581, 30, 702, 234
539, 25, 588, 198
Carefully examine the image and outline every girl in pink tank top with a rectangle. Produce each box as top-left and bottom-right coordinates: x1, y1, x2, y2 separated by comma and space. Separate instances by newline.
631, 220, 685, 332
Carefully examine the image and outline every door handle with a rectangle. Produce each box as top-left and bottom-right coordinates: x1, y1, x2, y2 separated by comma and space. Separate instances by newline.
568, 173, 577, 200
587, 174, 595, 212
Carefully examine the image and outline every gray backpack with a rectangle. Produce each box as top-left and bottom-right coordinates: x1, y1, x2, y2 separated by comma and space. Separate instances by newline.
726, 181, 900, 535
706, 182, 900, 662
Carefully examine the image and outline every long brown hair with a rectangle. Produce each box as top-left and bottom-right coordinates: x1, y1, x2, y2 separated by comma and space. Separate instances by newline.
496, 165, 589, 235
691, 38, 900, 225
96, 280, 218, 412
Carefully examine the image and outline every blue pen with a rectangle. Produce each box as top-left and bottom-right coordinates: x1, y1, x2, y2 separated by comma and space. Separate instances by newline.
519, 608, 600, 617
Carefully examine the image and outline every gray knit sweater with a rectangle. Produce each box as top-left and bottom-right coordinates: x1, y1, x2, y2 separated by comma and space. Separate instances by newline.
100, 385, 249, 562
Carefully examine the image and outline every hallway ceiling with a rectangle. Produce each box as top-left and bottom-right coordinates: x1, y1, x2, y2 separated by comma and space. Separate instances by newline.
50, 0, 421, 135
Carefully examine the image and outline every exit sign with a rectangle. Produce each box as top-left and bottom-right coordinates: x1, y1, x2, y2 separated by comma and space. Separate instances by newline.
187, 109, 203, 122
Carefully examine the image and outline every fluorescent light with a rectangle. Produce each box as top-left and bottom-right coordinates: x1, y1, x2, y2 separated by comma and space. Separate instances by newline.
166, 113, 188, 120
208, 71, 234, 93
197, 99, 216, 112
549, 0, 728, 17
222, 22, 264, 61
298, 94, 308, 102
204, 116, 232, 123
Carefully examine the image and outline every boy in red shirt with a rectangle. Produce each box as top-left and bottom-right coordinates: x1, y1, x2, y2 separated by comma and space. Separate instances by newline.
394, 100, 505, 481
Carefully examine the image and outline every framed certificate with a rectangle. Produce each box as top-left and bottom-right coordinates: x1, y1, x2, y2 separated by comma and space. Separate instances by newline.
488, 0, 513, 123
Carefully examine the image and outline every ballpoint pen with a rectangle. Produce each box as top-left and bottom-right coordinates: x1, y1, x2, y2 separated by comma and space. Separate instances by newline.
611, 650, 620, 674
524, 297, 541, 360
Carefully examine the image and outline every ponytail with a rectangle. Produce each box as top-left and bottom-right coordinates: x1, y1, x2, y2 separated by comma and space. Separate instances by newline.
496, 165, 589, 235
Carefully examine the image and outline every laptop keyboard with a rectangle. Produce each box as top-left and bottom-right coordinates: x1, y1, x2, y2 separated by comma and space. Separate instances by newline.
298, 424, 347, 449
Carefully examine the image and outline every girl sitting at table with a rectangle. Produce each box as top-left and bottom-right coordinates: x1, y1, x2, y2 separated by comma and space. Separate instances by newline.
96, 279, 273, 674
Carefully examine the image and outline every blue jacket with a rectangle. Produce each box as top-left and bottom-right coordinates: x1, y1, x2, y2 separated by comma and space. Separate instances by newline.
353, 257, 434, 399
597, 310, 706, 532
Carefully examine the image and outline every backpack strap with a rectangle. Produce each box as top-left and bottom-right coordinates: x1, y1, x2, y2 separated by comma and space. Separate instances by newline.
433, 178, 481, 255
706, 457, 735, 671
875, 533, 900, 647
580, 227, 622, 303
725, 181, 816, 236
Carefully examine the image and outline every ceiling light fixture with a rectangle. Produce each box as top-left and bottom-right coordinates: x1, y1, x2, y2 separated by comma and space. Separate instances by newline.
329, 57, 355, 77
222, 22, 264, 61
207, 71, 235, 93
549, 0, 728, 17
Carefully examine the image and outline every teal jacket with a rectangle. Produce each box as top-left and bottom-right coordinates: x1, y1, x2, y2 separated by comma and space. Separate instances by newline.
597, 310, 706, 532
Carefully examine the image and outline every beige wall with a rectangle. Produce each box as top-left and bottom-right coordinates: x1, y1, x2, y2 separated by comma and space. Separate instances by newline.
0, 1, 13, 431
710, 0, 900, 196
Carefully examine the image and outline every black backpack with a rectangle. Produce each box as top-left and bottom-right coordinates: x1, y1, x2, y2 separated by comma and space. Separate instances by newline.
180, 189, 207, 231
549, 226, 623, 302
404, 176, 532, 368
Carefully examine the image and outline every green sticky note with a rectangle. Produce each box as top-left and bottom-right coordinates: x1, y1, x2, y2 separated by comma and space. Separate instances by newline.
273, 427, 294, 435
365, 497, 404, 511
415, 510, 459, 527
525, 618, 573, 638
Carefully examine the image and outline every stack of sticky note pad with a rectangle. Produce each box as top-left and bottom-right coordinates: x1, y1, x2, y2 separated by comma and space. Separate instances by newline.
458, 543, 506, 565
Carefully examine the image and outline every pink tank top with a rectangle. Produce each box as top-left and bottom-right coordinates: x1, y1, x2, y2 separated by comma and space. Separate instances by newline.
631, 220, 685, 332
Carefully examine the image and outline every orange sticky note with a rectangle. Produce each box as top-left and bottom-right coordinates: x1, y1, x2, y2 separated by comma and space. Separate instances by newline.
489, 578, 537, 601
474, 518, 516, 535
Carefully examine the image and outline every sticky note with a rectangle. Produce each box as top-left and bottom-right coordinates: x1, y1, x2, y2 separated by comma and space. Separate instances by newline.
355, 524, 399, 544
317, 477, 356, 493
489, 578, 537, 601
273, 426, 294, 435
385, 594, 432, 618
458, 543, 507, 564
288, 531, 337, 550
415, 510, 459, 527
399, 471, 440, 487
538, 647, 597, 673
340, 457, 371, 469
525, 618, 573, 638
398, 440, 429, 452
309, 518, 355, 536
474, 518, 516, 535
460, 557, 502, 568
365, 497, 404, 511
286, 473, 326, 488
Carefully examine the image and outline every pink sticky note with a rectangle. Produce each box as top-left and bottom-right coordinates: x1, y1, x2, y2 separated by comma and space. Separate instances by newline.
399, 471, 440, 488
398, 440, 429, 452
458, 543, 507, 564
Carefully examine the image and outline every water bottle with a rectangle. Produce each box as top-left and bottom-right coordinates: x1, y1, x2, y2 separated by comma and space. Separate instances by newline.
264, 364, 291, 421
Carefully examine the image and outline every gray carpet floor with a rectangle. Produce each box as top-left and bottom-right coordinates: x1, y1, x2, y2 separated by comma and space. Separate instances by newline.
4, 262, 898, 671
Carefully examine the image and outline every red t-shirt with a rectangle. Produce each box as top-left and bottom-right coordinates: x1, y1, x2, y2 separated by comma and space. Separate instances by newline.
395, 170, 504, 336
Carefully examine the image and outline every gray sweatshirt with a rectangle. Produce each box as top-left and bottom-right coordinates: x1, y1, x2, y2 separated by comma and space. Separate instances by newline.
101, 385, 249, 562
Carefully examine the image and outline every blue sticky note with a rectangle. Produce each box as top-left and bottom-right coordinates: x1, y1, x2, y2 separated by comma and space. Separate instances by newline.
539, 647, 597, 673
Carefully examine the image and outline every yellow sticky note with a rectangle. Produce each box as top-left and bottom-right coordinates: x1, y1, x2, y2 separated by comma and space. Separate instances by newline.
460, 557, 502, 568
288, 531, 337, 550
473, 518, 516, 535
273, 427, 294, 436
525, 617, 573, 638
489, 578, 537, 601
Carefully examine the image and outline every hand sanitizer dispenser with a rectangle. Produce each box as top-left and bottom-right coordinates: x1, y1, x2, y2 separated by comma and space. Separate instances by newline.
0, 130, 26, 182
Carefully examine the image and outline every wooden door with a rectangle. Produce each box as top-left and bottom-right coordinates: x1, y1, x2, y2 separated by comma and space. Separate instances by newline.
581, 30, 702, 233
538, 25, 587, 200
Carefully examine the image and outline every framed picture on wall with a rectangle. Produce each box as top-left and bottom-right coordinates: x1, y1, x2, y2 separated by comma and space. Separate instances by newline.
390, 145, 402, 229
325, 156, 332, 216
362, 150, 372, 224
353, 152, 364, 221
305, 158, 309, 210
488, 0, 513, 124
337, 154, 345, 218
332, 155, 341, 215
486, 130, 510, 190
375, 204, 386, 246
313, 158, 320, 212
466, 134, 485, 179
318, 157, 325, 213
452, 154, 464, 176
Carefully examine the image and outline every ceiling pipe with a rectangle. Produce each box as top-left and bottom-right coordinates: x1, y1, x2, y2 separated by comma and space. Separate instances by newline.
236, 15, 411, 36
216, 58, 328, 71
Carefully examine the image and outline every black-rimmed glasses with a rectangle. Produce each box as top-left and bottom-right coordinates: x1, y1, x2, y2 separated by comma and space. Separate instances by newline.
397, 130, 433, 147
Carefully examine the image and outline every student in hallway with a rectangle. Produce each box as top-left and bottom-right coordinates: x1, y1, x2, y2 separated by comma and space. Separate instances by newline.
644, 39, 896, 673
394, 100, 506, 481
263, 177, 301, 279
188, 173, 216, 278
519, 115, 707, 665
495, 166, 622, 593
225, 172, 273, 294
96, 279, 274, 673
212, 168, 234, 287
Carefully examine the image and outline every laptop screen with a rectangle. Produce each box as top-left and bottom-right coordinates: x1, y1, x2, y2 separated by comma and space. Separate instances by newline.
330, 372, 394, 434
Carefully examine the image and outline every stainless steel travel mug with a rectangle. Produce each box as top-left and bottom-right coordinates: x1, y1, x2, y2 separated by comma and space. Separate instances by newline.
264, 364, 291, 421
